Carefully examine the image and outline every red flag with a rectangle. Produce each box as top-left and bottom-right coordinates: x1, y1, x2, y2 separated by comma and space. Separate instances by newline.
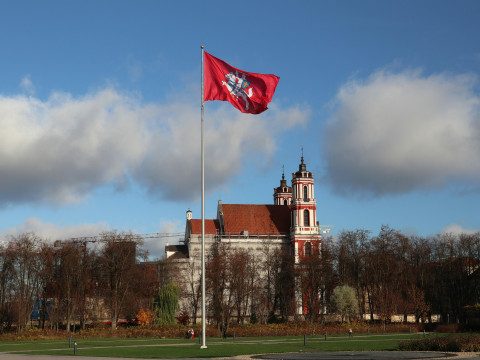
204, 52, 279, 114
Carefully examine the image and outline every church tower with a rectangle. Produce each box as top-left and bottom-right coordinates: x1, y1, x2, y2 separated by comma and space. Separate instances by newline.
273, 167, 292, 205
290, 154, 323, 316
290, 155, 321, 264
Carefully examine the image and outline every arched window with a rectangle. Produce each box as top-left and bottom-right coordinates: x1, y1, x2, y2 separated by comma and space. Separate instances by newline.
304, 209, 310, 226
305, 242, 312, 257
283, 199, 288, 205
303, 186, 308, 201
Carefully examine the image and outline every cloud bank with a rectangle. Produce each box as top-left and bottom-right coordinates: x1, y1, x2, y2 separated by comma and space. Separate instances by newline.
440, 223, 479, 236
323, 70, 480, 197
0, 217, 109, 242
0, 87, 308, 206
0, 217, 180, 260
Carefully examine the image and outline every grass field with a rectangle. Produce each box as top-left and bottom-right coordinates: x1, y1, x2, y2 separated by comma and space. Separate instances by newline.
0, 333, 432, 358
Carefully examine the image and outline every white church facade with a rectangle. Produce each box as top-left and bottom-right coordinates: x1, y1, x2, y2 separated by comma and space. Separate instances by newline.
165, 156, 324, 321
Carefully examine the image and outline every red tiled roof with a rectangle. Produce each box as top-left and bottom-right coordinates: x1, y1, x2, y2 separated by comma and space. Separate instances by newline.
190, 219, 219, 235
222, 204, 290, 235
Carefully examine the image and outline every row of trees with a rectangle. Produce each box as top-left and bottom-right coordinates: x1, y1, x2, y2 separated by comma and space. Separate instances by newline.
175, 237, 335, 327
0, 232, 157, 332
2, 226, 480, 331
337, 226, 480, 324
175, 226, 480, 326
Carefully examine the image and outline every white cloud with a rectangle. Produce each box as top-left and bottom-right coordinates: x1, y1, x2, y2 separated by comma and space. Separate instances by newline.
0, 89, 148, 205
131, 99, 308, 201
440, 223, 479, 235
0, 217, 109, 243
19, 75, 35, 95
143, 219, 183, 260
323, 70, 480, 197
0, 88, 308, 206
268, 102, 310, 131
0, 217, 185, 260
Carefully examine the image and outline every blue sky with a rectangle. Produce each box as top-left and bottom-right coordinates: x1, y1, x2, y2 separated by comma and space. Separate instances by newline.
1, 0, 480, 258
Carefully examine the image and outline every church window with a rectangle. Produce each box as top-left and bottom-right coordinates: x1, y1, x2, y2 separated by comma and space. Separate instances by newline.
304, 209, 310, 226
305, 242, 312, 257
303, 186, 308, 201
284, 199, 287, 205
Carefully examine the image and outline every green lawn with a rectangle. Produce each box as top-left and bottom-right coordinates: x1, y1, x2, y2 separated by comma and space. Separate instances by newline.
0, 333, 433, 358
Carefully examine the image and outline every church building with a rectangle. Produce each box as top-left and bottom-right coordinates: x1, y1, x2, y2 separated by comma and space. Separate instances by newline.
165, 156, 325, 320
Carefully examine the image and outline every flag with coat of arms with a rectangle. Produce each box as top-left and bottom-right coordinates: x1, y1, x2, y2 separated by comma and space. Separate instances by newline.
203, 52, 280, 114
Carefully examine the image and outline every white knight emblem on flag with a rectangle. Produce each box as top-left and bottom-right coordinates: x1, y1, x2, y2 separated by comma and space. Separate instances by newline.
222, 71, 253, 111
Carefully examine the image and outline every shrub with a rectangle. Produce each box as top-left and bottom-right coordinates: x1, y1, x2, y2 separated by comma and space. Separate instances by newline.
399, 335, 480, 352
0, 322, 432, 341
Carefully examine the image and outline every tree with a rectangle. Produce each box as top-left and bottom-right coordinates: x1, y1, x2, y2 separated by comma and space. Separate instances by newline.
298, 237, 335, 323
259, 239, 280, 322
136, 308, 154, 325
0, 241, 16, 331
428, 232, 480, 323
409, 236, 433, 323
184, 253, 201, 324
336, 229, 370, 319
274, 248, 295, 322
365, 225, 406, 322
53, 241, 87, 332
97, 231, 146, 329
8, 233, 44, 330
154, 282, 179, 324
205, 241, 230, 328
228, 249, 254, 324
330, 285, 358, 323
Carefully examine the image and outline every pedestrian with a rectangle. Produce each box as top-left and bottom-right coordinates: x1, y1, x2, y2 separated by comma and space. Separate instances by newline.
348, 328, 353, 338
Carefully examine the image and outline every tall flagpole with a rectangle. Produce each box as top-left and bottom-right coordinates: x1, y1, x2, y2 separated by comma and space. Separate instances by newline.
200, 45, 207, 349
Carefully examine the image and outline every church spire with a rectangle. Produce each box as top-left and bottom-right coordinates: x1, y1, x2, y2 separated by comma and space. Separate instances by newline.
299, 147, 307, 172
273, 165, 292, 205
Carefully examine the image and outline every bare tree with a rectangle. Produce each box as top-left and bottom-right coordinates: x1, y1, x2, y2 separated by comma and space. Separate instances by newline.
259, 239, 278, 321
336, 229, 370, 319
37, 243, 56, 329
367, 225, 404, 322
245, 251, 261, 322
228, 249, 251, 323
409, 236, 433, 323
0, 242, 16, 331
53, 242, 86, 331
184, 253, 201, 324
297, 237, 334, 323
7, 233, 44, 330
97, 231, 146, 329
428, 232, 480, 323
205, 241, 230, 328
